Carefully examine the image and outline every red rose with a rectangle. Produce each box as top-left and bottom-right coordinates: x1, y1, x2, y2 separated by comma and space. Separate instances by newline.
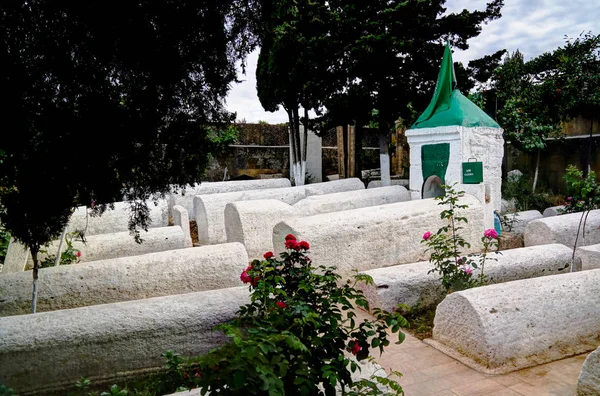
285, 234, 296, 241
264, 251, 274, 259
276, 301, 286, 308
77, 251, 81, 258
285, 239, 300, 250
251, 277, 260, 287
351, 340, 361, 356
240, 270, 251, 284
299, 241, 310, 250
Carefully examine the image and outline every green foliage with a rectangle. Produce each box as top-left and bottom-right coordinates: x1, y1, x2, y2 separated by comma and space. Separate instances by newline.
422, 184, 498, 292
562, 165, 600, 214
0, 225, 9, 264
0, 384, 15, 396
494, 33, 599, 154
38, 232, 81, 269
502, 173, 556, 212
89, 238, 407, 395
0, 0, 259, 256
207, 125, 240, 157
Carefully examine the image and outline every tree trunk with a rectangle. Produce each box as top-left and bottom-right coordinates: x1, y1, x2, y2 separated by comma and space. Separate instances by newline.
287, 109, 297, 184
302, 107, 309, 183
54, 226, 68, 266
292, 104, 304, 186
586, 117, 594, 176
31, 248, 39, 313
532, 148, 540, 193
355, 122, 363, 179
378, 110, 391, 186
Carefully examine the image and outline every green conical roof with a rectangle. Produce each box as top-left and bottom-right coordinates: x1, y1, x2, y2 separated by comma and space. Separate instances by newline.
412, 43, 500, 129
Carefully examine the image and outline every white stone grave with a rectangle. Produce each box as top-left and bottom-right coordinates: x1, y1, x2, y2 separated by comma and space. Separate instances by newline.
0, 286, 250, 394
525, 209, 600, 248
293, 186, 410, 216
360, 244, 575, 312
576, 244, 600, 270
426, 269, 600, 374
173, 205, 193, 247
577, 346, 600, 395
273, 195, 484, 275
225, 200, 299, 260
0, 243, 248, 316
169, 178, 291, 220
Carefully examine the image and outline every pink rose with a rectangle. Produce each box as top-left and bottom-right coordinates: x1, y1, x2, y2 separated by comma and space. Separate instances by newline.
464, 267, 473, 275
423, 231, 432, 241
483, 228, 498, 239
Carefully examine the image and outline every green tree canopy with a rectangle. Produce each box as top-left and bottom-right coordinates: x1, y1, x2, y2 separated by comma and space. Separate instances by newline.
0, 1, 260, 309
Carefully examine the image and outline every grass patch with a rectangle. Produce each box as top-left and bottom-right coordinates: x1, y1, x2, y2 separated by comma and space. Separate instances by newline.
400, 306, 436, 341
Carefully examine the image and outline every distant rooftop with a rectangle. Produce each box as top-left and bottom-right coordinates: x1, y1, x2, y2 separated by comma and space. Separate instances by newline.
411, 42, 500, 129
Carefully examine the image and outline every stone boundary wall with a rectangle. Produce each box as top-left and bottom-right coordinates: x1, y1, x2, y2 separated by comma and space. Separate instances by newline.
524, 209, 600, 248
426, 269, 600, 374
170, 178, 291, 220
0, 243, 248, 317
359, 244, 576, 312
293, 186, 410, 216
0, 287, 250, 394
273, 195, 484, 275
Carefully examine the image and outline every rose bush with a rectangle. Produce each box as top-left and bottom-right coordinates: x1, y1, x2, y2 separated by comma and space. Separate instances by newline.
422, 184, 499, 292
86, 236, 407, 395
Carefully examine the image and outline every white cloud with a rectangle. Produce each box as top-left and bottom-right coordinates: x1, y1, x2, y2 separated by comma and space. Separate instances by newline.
226, 0, 599, 122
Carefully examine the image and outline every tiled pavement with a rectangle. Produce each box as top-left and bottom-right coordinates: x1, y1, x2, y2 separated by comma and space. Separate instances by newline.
354, 309, 588, 396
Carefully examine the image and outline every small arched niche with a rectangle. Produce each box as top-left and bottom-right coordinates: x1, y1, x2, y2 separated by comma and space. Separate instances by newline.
422, 175, 445, 199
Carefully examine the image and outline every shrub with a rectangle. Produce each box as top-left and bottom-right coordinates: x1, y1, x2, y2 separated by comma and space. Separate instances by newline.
88, 236, 406, 395
422, 184, 499, 292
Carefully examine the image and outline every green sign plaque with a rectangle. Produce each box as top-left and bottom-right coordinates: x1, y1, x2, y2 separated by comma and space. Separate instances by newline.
462, 160, 483, 184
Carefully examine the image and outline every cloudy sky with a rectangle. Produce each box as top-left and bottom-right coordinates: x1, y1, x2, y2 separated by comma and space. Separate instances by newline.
225, 0, 599, 123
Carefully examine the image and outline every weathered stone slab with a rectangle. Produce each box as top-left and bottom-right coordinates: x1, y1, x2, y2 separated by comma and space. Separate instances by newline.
225, 200, 298, 260
304, 178, 365, 196
578, 346, 600, 395
576, 244, 600, 271
0, 239, 29, 274
426, 269, 600, 374
524, 210, 600, 248
35, 226, 186, 264
67, 199, 170, 236
500, 198, 516, 214
195, 186, 306, 245
293, 186, 410, 216
169, 179, 291, 220
502, 210, 543, 235
543, 205, 566, 217
360, 244, 576, 312
0, 243, 248, 316
173, 205, 193, 247
367, 180, 409, 189
273, 195, 484, 275
0, 287, 250, 394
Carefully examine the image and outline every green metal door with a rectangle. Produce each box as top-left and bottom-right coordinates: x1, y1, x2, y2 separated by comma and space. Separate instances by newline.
421, 143, 450, 183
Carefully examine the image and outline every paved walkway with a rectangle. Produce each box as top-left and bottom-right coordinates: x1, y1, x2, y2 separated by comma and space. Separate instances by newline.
354, 309, 587, 396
